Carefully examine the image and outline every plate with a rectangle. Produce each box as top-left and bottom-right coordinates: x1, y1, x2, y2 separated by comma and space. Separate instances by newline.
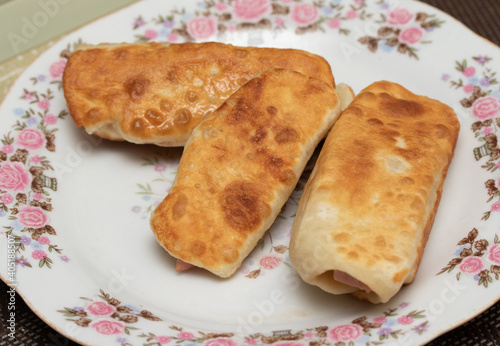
1, 0, 499, 345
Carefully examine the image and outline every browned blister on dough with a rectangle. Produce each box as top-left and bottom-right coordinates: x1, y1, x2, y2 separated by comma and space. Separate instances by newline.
290, 81, 460, 303
150, 69, 341, 277
63, 42, 335, 147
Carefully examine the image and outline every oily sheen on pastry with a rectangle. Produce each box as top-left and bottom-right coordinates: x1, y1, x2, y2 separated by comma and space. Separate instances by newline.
62, 42, 335, 147
289, 81, 460, 303
150, 69, 342, 278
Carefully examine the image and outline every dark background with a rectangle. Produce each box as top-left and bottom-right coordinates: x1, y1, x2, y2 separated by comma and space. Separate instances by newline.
1, 0, 499, 345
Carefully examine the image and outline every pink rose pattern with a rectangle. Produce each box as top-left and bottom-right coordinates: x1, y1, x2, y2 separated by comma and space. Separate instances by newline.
233, 0, 270, 22
387, 8, 414, 25
58, 289, 164, 340
446, 56, 499, 220
329, 324, 362, 341
259, 255, 282, 269
1, 53, 68, 270
92, 320, 125, 335
187, 17, 217, 39
358, 6, 443, 59
177, 331, 195, 340
49, 59, 66, 78
205, 338, 238, 346
438, 57, 500, 286
16, 128, 46, 151
0, 162, 32, 192
472, 96, 500, 120
399, 27, 423, 44
215, 2, 228, 12
459, 256, 484, 274
290, 4, 319, 26
439, 229, 500, 287
488, 244, 500, 264
1, 193, 14, 204
44, 114, 58, 125
1, 144, 14, 154
59, 289, 430, 343
18, 205, 48, 228
133, 0, 382, 41
397, 315, 414, 325
86, 302, 116, 316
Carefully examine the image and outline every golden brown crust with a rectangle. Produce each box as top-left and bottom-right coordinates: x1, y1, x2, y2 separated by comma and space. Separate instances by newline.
62, 42, 335, 147
150, 69, 341, 277
335, 83, 355, 111
290, 80, 460, 303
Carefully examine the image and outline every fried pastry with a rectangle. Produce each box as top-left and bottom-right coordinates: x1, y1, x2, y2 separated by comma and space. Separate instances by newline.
62, 42, 335, 147
150, 69, 342, 278
289, 81, 460, 303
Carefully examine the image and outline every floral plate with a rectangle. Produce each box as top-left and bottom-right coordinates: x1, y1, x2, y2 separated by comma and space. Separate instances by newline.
1, 0, 500, 345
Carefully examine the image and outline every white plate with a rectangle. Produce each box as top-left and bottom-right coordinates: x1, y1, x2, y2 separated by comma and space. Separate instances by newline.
1, 0, 499, 345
